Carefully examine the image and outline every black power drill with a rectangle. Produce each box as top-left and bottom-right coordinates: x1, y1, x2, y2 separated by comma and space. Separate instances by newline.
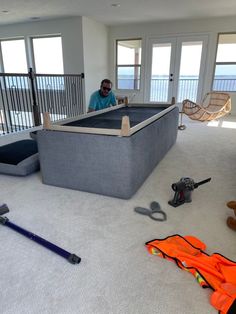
168, 177, 211, 207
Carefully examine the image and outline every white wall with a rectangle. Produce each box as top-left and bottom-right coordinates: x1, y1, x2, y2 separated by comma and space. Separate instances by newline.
82, 17, 109, 108
108, 16, 236, 113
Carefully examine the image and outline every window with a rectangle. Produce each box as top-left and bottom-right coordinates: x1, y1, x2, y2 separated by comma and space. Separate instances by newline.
31, 36, 64, 90
0, 39, 28, 89
0, 36, 64, 93
32, 36, 64, 74
0, 39, 27, 73
116, 39, 141, 90
213, 34, 236, 92
0, 36, 64, 75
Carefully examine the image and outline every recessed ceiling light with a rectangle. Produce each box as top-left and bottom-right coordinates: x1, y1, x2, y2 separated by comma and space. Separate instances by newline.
111, 3, 121, 7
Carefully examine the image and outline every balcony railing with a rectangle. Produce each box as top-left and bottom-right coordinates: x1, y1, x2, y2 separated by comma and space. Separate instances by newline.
0, 69, 85, 135
213, 78, 236, 92
150, 76, 236, 102
118, 75, 236, 102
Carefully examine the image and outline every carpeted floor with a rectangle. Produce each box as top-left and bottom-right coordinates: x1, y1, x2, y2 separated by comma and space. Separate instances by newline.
0, 114, 236, 314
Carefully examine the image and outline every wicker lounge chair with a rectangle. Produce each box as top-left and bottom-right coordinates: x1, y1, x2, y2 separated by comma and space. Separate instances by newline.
180, 92, 231, 127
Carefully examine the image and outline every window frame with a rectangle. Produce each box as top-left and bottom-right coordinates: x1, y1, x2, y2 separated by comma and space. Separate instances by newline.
0, 35, 64, 91
0, 37, 28, 73
30, 34, 64, 74
115, 38, 142, 91
212, 32, 236, 92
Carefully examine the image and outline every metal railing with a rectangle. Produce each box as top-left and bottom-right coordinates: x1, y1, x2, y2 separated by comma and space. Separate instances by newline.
150, 77, 236, 102
118, 76, 236, 103
213, 78, 236, 92
0, 68, 85, 135
150, 78, 199, 102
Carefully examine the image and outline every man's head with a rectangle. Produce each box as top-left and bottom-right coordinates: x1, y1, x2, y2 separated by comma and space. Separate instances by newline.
100, 79, 112, 97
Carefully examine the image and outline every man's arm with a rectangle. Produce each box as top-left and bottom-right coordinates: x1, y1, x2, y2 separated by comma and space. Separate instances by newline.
87, 108, 95, 113
110, 92, 117, 106
87, 91, 97, 113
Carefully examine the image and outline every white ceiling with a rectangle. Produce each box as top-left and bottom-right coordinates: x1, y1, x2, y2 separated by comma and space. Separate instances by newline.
0, 0, 236, 26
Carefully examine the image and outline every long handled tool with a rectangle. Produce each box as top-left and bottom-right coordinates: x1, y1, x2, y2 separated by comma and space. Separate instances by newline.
0, 204, 81, 264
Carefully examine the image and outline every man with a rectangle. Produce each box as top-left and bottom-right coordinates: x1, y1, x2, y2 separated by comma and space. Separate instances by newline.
88, 79, 116, 112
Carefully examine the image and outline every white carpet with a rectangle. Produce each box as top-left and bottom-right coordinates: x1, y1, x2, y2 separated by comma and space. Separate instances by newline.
0, 116, 236, 314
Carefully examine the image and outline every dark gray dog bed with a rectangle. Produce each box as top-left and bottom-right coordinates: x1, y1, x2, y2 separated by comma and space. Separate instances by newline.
0, 139, 40, 176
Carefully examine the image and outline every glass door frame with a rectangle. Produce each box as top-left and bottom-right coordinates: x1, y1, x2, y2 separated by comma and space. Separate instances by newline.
144, 34, 209, 104
145, 37, 177, 104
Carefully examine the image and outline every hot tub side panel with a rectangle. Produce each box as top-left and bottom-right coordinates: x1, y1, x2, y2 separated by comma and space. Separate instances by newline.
128, 106, 179, 194
37, 130, 134, 199
37, 106, 178, 199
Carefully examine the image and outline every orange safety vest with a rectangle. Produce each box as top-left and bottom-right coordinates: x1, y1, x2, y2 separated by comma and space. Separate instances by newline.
146, 234, 236, 314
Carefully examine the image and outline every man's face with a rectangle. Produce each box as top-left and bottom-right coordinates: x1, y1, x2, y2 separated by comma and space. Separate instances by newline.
100, 82, 112, 97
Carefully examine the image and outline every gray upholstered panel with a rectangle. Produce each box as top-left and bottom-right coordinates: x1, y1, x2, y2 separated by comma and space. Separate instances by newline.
37, 106, 178, 198
128, 106, 179, 195
37, 131, 133, 198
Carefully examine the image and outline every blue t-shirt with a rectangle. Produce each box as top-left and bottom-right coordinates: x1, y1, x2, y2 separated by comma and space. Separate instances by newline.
88, 90, 116, 111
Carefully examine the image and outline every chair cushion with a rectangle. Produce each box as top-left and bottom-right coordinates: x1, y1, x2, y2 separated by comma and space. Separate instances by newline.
0, 140, 40, 176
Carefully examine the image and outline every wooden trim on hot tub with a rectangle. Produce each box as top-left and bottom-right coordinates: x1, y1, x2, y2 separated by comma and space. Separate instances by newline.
42, 103, 177, 137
